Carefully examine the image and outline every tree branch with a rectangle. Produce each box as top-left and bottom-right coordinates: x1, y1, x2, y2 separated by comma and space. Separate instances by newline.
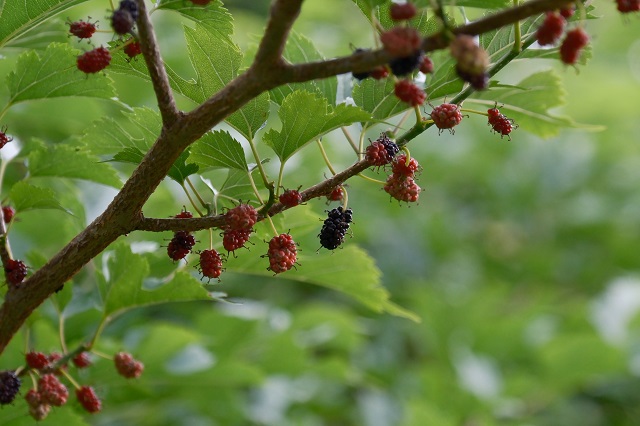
0, 0, 577, 354
135, 0, 180, 126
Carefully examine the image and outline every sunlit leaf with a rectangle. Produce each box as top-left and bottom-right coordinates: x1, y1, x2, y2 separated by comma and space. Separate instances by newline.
6, 43, 115, 105
189, 130, 248, 171
263, 91, 372, 161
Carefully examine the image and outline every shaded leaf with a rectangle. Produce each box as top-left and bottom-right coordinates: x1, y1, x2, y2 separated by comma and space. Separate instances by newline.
156, 0, 234, 43
189, 130, 248, 171
470, 70, 603, 138
263, 91, 372, 161
28, 140, 122, 188
103, 244, 211, 318
9, 181, 69, 213
353, 78, 409, 122
270, 32, 337, 106
225, 205, 419, 322
226, 92, 270, 142
6, 43, 115, 105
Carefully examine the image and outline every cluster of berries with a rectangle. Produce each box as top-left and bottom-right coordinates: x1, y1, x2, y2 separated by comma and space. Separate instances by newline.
16, 350, 144, 419
0, 125, 13, 149
364, 134, 421, 203
535, 4, 589, 65
616, 0, 640, 13
351, 2, 434, 107
385, 154, 421, 203
319, 207, 353, 250
168, 204, 299, 278
73, 0, 142, 74
365, 133, 400, 167
487, 104, 518, 140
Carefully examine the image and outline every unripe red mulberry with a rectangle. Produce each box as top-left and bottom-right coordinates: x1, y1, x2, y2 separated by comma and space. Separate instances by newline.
560, 27, 589, 65
77, 47, 111, 74
76, 386, 101, 413
394, 79, 426, 106
114, 352, 144, 379
384, 174, 421, 203
38, 374, 68, 406
266, 234, 298, 274
198, 249, 224, 280
225, 204, 258, 230
430, 103, 463, 134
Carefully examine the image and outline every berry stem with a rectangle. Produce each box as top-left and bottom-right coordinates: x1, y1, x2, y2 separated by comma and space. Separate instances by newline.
58, 314, 68, 354
0, 158, 13, 266
512, 0, 522, 53
246, 137, 272, 190
180, 183, 204, 217
246, 170, 266, 205
60, 368, 81, 390
460, 107, 489, 116
340, 127, 360, 154
88, 318, 107, 350
276, 163, 285, 197
357, 173, 387, 185
358, 127, 369, 161
185, 177, 207, 212
266, 216, 279, 237
316, 139, 337, 175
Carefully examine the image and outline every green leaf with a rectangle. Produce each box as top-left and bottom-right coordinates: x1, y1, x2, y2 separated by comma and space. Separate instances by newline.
183, 24, 242, 101
9, 181, 70, 213
156, 0, 234, 43
28, 140, 122, 188
263, 91, 372, 162
168, 150, 200, 184
6, 43, 115, 105
470, 70, 603, 138
82, 107, 160, 156
4, 19, 68, 50
270, 31, 338, 105
353, 78, 409, 121
189, 130, 248, 171
103, 244, 211, 318
225, 92, 270, 142
0, 0, 86, 48
225, 205, 419, 322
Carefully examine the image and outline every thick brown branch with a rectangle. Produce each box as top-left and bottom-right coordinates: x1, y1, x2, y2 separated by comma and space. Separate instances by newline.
281, 0, 575, 83
136, 0, 180, 126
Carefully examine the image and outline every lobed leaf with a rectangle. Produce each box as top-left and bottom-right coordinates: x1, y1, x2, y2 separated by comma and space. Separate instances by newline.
9, 181, 70, 214
103, 244, 211, 319
188, 130, 248, 172
263, 91, 372, 162
225, 92, 270, 142
470, 70, 603, 138
225, 205, 419, 322
28, 141, 122, 188
353, 78, 409, 122
156, 0, 234, 43
269, 31, 338, 106
6, 43, 115, 105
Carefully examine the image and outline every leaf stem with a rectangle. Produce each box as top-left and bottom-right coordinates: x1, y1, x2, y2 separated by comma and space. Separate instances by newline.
357, 173, 386, 185
186, 177, 207, 212
181, 183, 204, 217
341, 127, 360, 154
512, 0, 522, 53
316, 139, 337, 175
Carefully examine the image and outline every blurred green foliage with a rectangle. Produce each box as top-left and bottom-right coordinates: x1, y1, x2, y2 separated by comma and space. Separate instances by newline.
1, 0, 640, 425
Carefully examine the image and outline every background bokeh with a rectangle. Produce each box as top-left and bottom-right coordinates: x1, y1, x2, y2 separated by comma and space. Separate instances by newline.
1, 1, 640, 425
